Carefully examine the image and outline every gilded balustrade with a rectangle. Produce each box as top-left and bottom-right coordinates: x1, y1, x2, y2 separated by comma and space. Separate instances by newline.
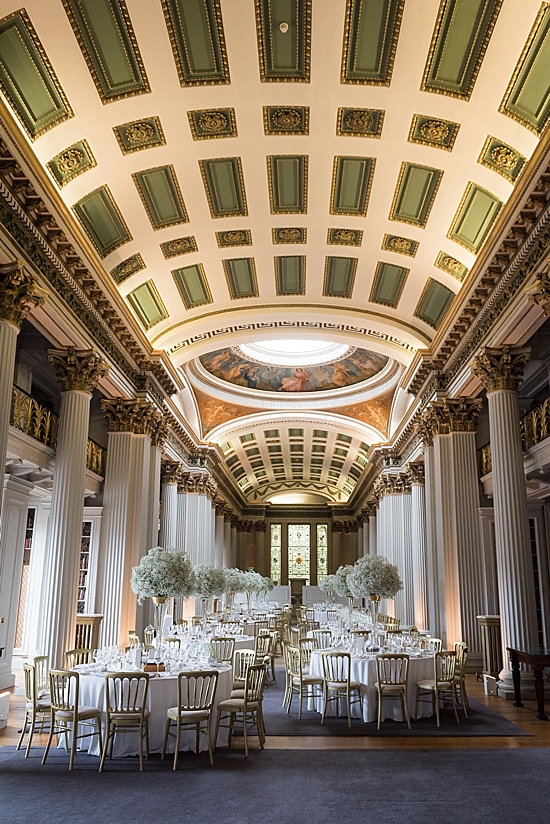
10, 384, 106, 476
479, 395, 550, 476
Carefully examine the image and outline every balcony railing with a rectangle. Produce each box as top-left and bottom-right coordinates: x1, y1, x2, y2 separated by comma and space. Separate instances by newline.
10, 385, 105, 477
479, 394, 550, 476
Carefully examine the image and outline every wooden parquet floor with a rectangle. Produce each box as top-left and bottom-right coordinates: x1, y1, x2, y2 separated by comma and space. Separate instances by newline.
3, 664, 550, 753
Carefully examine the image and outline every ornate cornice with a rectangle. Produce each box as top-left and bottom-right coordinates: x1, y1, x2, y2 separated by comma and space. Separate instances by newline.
101, 398, 162, 435
331, 520, 356, 533
471, 345, 531, 393
0, 260, 44, 328
48, 346, 109, 393
525, 266, 550, 315
150, 415, 170, 449
161, 461, 182, 485
415, 408, 436, 447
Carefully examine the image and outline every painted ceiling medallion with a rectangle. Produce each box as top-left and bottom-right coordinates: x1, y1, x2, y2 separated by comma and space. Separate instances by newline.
160, 237, 198, 258
113, 117, 165, 154
273, 228, 307, 244
263, 105, 310, 135
381, 235, 418, 257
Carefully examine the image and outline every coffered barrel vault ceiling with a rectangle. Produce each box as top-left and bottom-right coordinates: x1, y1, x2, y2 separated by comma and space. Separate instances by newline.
1, 0, 550, 500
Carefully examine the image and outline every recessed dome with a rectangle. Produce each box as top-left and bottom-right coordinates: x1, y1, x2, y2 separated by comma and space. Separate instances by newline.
238, 339, 351, 367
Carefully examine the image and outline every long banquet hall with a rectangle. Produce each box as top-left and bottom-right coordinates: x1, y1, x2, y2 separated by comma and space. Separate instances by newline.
2, 0, 550, 821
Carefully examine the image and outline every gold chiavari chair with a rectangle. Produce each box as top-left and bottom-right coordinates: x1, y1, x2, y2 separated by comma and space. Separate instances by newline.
253, 620, 269, 637
211, 636, 235, 664
321, 651, 363, 727
42, 670, 102, 770
286, 645, 323, 719
163, 638, 181, 649
281, 642, 292, 709
415, 651, 459, 727
162, 670, 219, 769
263, 631, 279, 683
17, 663, 51, 757
127, 630, 140, 647
326, 609, 339, 624
220, 620, 243, 635
312, 629, 333, 649
191, 616, 203, 627
215, 664, 267, 757
253, 632, 271, 667
143, 627, 155, 648
232, 649, 256, 691
64, 648, 94, 668
454, 642, 469, 716
289, 626, 301, 646
99, 672, 150, 772
298, 636, 318, 668
254, 613, 267, 621
420, 637, 442, 653
375, 654, 411, 730
33, 655, 49, 697
176, 618, 188, 627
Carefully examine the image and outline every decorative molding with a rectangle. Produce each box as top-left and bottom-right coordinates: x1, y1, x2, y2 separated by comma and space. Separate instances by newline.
272, 227, 307, 244
188, 108, 237, 140
429, 397, 482, 434
47, 140, 96, 188
525, 269, 550, 315
471, 345, 531, 392
110, 253, 145, 285
178, 471, 218, 499
0, 260, 44, 327
151, 415, 170, 449
161, 236, 198, 258
405, 463, 425, 485
48, 347, 109, 393
408, 115, 460, 151
101, 398, 163, 436
113, 117, 166, 154
161, 460, 182, 485
263, 106, 309, 135
382, 234, 419, 257
336, 107, 384, 138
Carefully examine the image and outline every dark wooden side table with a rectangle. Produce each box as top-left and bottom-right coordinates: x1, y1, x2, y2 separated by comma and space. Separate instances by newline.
507, 647, 550, 721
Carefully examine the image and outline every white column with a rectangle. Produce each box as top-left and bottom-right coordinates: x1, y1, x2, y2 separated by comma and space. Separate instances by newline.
422, 438, 441, 638
214, 513, 225, 567
0, 474, 33, 688
472, 347, 539, 693
223, 519, 231, 567
230, 523, 237, 567
255, 523, 266, 574
0, 262, 42, 514
159, 463, 180, 548
409, 467, 428, 631
39, 350, 107, 667
95, 400, 159, 648
357, 524, 365, 557
369, 513, 377, 555
331, 524, 342, 571
147, 441, 162, 550
175, 488, 187, 553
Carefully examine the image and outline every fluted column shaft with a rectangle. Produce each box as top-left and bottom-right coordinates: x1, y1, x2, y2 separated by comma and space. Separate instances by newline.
159, 482, 178, 548
423, 445, 441, 638
369, 514, 377, 555
183, 494, 214, 565
410, 482, 428, 630
147, 444, 162, 550
175, 490, 186, 552
488, 389, 539, 676
223, 521, 232, 567
39, 390, 91, 666
215, 514, 225, 567
331, 529, 341, 571
255, 527, 266, 575
230, 525, 237, 567
0, 321, 18, 491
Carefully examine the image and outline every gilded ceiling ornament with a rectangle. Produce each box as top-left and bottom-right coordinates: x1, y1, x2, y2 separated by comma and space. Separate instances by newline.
278, 228, 302, 241
0, 261, 45, 328
101, 398, 162, 435
223, 231, 246, 243
471, 346, 531, 392
117, 259, 140, 277
405, 463, 425, 484
48, 347, 109, 393
56, 148, 84, 175
344, 110, 373, 131
429, 397, 482, 433
525, 271, 550, 315
334, 229, 356, 243
271, 109, 302, 129
198, 111, 228, 132
490, 145, 516, 169
420, 120, 449, 142
151, 416, 170, 449
389, 236, 412, 253
161, 461, 182, 485
168, 238, 191, 253
178, 471, 218, 499
442, 256, 463, 273
126, 122, 155, 144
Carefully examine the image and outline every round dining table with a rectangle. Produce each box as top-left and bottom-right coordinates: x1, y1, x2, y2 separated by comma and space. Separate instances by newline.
74, 664, 232, 757
308, 650, 436, 723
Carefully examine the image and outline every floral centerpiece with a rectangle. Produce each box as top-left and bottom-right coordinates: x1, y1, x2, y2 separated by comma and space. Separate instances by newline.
131, 547, 195, 638
243, 570, 265, 612
224, 568, 250, 594
193, 564, 227, 630
319, 573, 338, 603
333, 565, 356, 617
347, 555, 403, 625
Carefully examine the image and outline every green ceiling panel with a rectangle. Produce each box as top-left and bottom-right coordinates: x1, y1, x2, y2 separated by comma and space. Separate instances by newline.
110, 253, 146, 284
327, 228, 363, 246
223, 258, 259, 299
381, 234, 419, 257
160, 236, 198, 258
272, 227, 307, 243
408, 114, 460, 151
264, 105, 309, 134
500, 5, 550, 135
126, 280, 168, 330
200, 158, 248, 218
414, 278, 455, 328
216, 230, 253, 248
389, 163, 443, 227
421, 0, 502, 100
173, 263, 212, 309
162, 0, 230, 86
478, 136, 525, 183
435, 250, 469, 281
47, 139, 96, 188
188, 108, 237, 139
255, 0, 311, 82
63, 0, 150, 102
336, 107, 385, 137
341, 0, 405, 85
114, 117, 165, 154
370, 261, 409, 307
132, 165, 189, 230
73, 185, 132, 258
447, 182, 502, 252
267, 155, 308, 214
275, 255, 305, 294
0, 10, 73, 139
323, 256, 358, 298
330, 156, 375, 216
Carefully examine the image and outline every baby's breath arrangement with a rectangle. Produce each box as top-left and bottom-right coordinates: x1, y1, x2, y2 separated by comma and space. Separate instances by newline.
347, 555, 403, 599
131, 547, 195, 604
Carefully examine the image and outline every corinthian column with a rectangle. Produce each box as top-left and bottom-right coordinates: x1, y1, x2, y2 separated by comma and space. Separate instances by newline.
374, 474, 414, 625
178, 471, 216, 565
472, 347, 539, 693
95, 399, 161, 647
254, 521, 267, 575
406, 463, 429, 630
39, 349, 109, 667
0, 262, 43, 518
416, 412, 441, 638
159, 462, 181, 548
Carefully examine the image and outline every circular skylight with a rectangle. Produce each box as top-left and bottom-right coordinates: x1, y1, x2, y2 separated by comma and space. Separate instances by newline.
238, 339, 352, 367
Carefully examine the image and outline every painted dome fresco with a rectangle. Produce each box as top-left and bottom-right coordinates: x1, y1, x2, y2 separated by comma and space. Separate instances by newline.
199, 344, 389, 393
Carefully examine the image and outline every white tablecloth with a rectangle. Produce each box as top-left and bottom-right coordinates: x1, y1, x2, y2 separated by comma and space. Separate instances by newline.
76, 666, 232, 757
309, 651, 435, 723
233, 636, 254, 651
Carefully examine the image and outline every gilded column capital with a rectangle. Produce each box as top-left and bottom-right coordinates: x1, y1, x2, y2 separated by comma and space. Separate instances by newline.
160, 461, 182, 485
415, 406, 438, 447
101, 398, 162, 435
0, 261, 45, 328
430, 397, 482, 434
178, 471, 218, 499
471, 346, 531, 392
254, 520, 267, 533
151, 416, 170, 449
48, 347, 109, 393
525, 270, 550, 316
331, 520, 344, 534
374, 472, 411, 496
406, 462, 425, 485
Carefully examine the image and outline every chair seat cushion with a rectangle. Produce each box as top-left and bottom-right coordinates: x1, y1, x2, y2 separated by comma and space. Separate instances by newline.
167, 707, 209, 721
217, 698, 260, 711
28, 700, 51, 711
416, 679, 453, 689
56, 705, 101, 720
375, 683, 406, 692
326, 680, 361, 691
37, 690, 50, 700
293, 675, 323, 686
232, 680, 246, 690
108, 708, 150, 724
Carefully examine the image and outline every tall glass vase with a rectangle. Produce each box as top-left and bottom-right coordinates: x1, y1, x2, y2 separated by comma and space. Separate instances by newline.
246, 590, 252, 613
201, 597, 210, 635
152, 596, 169, 644
347, 595, 354, 623
226, 590, 235, 614
368, 595, 380, 627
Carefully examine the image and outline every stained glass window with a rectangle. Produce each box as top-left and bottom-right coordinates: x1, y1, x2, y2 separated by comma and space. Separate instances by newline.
317, 524, 328, 584
288, 524, 310, 584
270, 523, 282, 585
